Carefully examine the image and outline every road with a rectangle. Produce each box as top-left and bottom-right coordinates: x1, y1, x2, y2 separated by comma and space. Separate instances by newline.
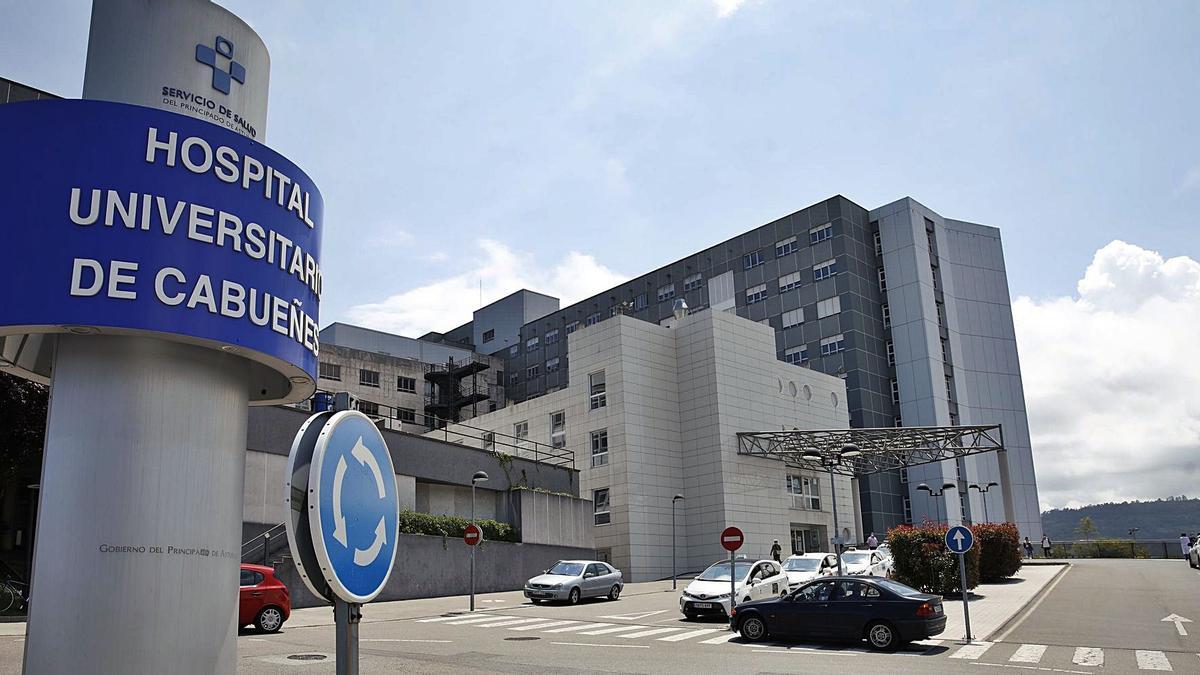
2, 560, 1198, 672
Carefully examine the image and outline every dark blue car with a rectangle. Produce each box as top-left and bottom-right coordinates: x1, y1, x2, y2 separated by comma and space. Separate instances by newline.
731, 576, 946, 651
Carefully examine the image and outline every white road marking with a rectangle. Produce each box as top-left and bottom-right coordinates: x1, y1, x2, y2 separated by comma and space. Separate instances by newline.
472, 618, 549, 628
1072, 647, 1103, 667
1162, 614, 1191, 637
598, 610, 669, 621
749, 648, 858, 657
578, 625, 651, 636
970, 663, 1090, 674
1009, 644, 1048, 663
698, 632, 739, 645
1134, 650, 1172, 671
444, 615, 510, 625
618, 627, 684, 639
658, 628, 721, 642
544, 623, 614, 633
416, 614, 472, 623
549, 642, 649, 649
509, 621, 577, 631
950, 642, 995, 660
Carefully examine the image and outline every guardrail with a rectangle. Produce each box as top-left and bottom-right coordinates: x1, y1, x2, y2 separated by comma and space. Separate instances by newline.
1043, 539, 1185, 560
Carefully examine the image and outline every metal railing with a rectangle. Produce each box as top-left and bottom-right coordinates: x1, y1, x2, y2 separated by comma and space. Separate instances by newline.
286, 393, 575, 470
1041, 539, 1186, 560
241, 522, 286, 565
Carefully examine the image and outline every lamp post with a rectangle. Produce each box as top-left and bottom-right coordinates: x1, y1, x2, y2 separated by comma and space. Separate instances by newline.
916, 482, 960, 524
968, 482, 1000, 523
672, 494, 685, 590
470, 470, 489, 612
262, 531, 271, 566
800, 443, 862, 576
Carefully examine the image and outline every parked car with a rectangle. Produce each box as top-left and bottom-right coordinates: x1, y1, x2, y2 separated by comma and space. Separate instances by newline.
840, 549, 887, 576
680, 558, 788, 620
239, 564, 290, 633
732, 576, 946, 650
524, 560, 623, 605
782, 553, 838, 588
875, 544, 895, 576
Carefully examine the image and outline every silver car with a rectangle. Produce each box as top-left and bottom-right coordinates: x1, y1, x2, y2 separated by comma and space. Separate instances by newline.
524, 560, 624, 605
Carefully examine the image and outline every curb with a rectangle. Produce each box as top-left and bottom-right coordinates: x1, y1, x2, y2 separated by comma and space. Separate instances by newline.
984, 563, 1070, 641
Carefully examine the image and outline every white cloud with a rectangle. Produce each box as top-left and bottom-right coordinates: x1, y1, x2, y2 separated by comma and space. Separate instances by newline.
1014, 241, 1200, 510
345, 240, 628, 336
713, 0, 748, 18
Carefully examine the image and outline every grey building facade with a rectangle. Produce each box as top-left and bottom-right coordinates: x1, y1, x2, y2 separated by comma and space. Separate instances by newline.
451, 195, 1042, 539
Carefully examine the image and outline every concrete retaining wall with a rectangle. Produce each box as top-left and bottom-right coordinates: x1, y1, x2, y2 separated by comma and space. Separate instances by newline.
277, 533, 594, 609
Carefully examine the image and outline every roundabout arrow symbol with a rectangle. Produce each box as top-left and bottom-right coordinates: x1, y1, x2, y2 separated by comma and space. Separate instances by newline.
332, 455, 349, 547
329, 435, 390, 566
351, 436, 387, 498
353, 517, 388, 567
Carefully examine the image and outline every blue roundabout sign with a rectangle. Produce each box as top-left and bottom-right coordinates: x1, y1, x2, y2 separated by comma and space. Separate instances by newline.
304, 411, 399, 603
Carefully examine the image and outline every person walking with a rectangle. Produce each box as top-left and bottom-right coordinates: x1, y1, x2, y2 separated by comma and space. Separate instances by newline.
867, 533, 879, 550
770, 539, 782, 563
1023, 537, 1034, 559
1041, 534, 1052, 558
1180, 533, 1191, 561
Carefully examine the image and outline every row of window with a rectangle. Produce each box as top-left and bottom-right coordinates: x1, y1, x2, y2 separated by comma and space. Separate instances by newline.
356, 400, 417, 423
318, 363, 419, 394
752, 223, 835, 267
592, 474, 821, 528
782, 332, 847, 365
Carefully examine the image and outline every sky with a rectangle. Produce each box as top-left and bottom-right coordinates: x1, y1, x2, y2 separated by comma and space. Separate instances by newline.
2, 0, 1198, 510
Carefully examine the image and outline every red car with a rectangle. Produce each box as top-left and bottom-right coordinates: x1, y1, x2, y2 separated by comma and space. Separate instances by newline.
239, 564, 290, 633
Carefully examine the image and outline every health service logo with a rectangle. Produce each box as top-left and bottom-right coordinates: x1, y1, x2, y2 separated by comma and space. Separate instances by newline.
195, 36, 246, 95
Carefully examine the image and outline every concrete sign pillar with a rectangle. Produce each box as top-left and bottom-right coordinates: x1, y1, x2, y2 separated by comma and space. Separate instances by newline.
0, 2, 323, 673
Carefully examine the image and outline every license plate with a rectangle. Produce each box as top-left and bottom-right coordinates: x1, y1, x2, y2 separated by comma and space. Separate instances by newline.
693, 602, 713, 609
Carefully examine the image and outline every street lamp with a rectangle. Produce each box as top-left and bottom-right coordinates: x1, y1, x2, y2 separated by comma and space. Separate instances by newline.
800, 443, 861, 576
916, 482, 960, 524
470, 470, 489, 612
968, 482, 1000, 523
672, 494, 685, 590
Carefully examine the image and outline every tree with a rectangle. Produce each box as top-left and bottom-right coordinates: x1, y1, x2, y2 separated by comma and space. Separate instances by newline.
0, 372, 48, 480
1076, 515, 1099, 544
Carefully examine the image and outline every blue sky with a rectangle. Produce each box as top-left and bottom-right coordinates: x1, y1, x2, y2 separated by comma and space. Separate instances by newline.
3, 0, 1199, 508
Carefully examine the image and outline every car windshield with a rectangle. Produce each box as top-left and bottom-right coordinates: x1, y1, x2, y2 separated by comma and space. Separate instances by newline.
783, 558, 820, 571
547, 562, 585, 576
841, 551, 871, 565
697, 561, 755, 581
874, 578, 927, 598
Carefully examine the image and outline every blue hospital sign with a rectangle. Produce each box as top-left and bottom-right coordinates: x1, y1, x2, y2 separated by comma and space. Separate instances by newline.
0, 99, 322, 401
309, 411, 399, 603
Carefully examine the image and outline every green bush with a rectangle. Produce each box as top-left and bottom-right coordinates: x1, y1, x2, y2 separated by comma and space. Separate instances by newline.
975, 522, 1022, 582
396, 510, 517, 543
886, 523, 980, 595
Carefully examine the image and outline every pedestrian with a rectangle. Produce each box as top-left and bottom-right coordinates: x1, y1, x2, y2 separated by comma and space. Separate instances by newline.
770, 539, 782, 563
867, 533, 878, 550
1180, 533, 1191, 561
1023, 537, 1034, 559
1041, 534, 1052, 558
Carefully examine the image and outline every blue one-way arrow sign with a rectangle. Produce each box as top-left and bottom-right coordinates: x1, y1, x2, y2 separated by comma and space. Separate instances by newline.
945, 525, 974, 553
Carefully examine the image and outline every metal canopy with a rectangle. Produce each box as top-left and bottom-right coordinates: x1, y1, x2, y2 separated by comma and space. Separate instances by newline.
736, 425, 1005, 477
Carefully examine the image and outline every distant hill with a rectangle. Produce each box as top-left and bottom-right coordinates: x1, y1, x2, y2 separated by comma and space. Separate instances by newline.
1041, 496, 1200, 541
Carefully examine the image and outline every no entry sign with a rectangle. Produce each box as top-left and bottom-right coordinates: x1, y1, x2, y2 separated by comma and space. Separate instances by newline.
464, 523, 482, 546
721, 526, 744, 552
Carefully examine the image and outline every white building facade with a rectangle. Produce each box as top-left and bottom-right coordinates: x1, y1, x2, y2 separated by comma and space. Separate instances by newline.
436, 310, 858, 581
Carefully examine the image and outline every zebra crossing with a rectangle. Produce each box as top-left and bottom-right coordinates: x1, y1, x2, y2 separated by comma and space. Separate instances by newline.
413, 613, 747, 646
948, 641, 1198, 671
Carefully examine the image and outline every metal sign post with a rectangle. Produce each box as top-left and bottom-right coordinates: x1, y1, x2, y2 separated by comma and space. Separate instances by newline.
720, 527, 744, 628
286, 405, 400, 675
465, 524, 482, 611
945, 525, 975, 643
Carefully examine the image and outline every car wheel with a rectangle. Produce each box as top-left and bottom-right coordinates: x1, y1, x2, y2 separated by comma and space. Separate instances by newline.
567, 587, 581, 605
608, 585, 621, 601
256, 606, 284, 633
739, 615, 768, 642
866, 620, 899, 651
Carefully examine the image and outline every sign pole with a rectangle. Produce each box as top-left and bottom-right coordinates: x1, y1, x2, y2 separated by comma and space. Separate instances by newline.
334, 599, 361, 675
729, 549, 736, 627
958, 552, 972, 643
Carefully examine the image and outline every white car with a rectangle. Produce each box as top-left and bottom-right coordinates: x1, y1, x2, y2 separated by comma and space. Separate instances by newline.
679, 559, 788, 620
840, 549, 887, 576
781, 553, 838, 588
875, 544, 894, 576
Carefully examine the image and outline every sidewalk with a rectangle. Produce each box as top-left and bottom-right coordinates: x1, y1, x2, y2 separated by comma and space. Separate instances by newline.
939, 563, 1065, 642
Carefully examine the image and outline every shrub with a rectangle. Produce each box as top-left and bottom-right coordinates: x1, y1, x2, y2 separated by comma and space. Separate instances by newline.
396, 510, 517, 543
887, 523, 979, 595
975, 522, 1022, 582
